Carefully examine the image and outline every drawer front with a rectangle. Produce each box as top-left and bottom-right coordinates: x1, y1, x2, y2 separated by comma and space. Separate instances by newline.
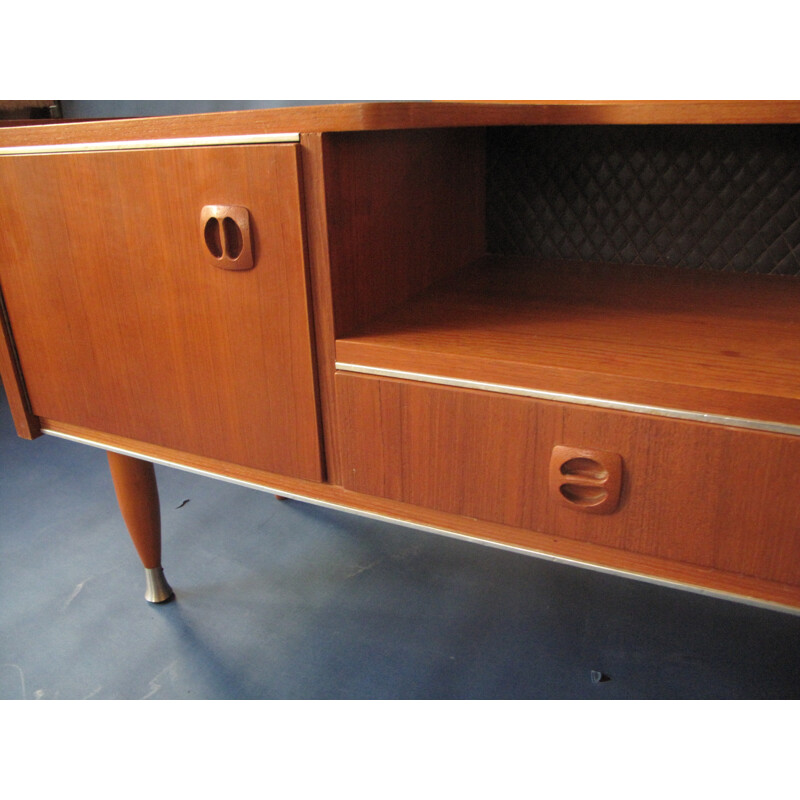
337, 373, 800, 585
0, 144, 322, 480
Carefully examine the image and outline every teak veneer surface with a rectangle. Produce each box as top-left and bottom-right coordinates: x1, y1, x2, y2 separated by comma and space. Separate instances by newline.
303, 129, 485, 479
2, 102, 800, 149
0, 143, 323, 479
336, 373, 800, 587
299, 133, 342, 484
321, 129, 485, 338
336, 256, 800, 426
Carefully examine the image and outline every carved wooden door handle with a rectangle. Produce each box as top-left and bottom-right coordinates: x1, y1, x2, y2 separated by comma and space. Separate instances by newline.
201, 205, 254, 270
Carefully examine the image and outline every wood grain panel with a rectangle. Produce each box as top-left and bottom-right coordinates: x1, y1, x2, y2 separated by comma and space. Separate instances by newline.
0, 144, 322, 479
336, 373, 800, 586
322, 128, 485, 338
299, 133, 341, 483
337, 257, 800, 427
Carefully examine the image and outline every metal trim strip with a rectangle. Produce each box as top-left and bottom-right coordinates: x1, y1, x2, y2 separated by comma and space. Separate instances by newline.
0, 132, 300, 156
40, 425, 800, 616
335, 362, 800, 437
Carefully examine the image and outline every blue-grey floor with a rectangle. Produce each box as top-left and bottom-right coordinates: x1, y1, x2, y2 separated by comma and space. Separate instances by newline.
1, 387, 799, 700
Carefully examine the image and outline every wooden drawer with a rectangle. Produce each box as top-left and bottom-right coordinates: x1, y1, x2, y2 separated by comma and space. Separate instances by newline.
336, 372, 800, 586
0, 142, 322, 480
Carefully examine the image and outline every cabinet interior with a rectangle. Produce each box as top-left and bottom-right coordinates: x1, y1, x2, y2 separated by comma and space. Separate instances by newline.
333, 124, 800, 427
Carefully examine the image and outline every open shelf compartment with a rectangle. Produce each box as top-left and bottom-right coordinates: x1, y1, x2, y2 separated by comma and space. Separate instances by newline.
336, 255, 800, 430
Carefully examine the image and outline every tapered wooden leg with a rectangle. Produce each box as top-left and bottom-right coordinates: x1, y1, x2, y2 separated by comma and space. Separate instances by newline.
107, 452, 174, 603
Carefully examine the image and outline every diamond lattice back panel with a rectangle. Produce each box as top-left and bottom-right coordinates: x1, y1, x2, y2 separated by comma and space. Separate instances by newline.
486, 125, 800, 277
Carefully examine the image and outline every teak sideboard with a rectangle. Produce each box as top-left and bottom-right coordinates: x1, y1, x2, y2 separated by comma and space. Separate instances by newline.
2, 101, 800, 612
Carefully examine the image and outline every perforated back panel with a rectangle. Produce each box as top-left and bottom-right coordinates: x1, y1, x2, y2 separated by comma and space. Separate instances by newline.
486, 125, 800, 277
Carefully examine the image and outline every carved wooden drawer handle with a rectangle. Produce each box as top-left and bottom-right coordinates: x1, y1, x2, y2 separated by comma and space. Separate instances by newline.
201, 205, 254, 270
549, 445, 623, 514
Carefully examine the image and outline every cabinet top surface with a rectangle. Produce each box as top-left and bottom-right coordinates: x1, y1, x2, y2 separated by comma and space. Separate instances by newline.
1, 101, 800, 147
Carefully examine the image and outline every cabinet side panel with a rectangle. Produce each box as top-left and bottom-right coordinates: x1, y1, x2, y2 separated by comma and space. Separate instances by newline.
0, 287, 40, 438
323, 128, 485, 338
299, 133, 342, 484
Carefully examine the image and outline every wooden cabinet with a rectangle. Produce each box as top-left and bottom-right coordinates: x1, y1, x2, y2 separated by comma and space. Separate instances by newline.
2, 102, 800, 613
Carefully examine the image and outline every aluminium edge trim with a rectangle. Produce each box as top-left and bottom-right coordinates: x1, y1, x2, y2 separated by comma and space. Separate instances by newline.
335, 362, 800, 437
0, 132, 301, 156
40, 425, 800, 616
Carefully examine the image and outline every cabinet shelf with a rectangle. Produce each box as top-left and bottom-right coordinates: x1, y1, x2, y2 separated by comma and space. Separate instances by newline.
336, 255, 800, 429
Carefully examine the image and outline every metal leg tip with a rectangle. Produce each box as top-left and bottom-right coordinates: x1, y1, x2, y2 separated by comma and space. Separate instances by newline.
144, 567, 175, 604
